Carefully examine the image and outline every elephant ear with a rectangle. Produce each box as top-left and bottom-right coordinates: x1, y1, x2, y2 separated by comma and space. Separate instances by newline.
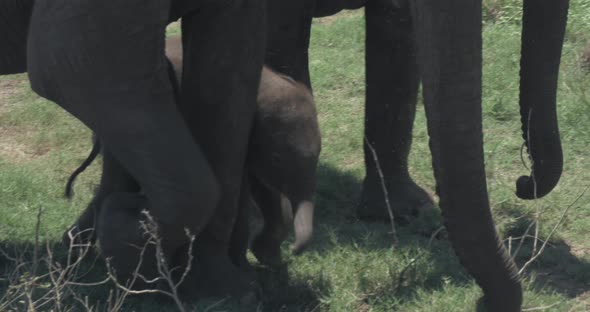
0, 0, 35, 75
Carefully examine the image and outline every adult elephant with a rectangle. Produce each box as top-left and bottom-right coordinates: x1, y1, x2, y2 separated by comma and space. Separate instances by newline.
266, 0, 568, 311
1, 0, 266, 299
267, 0, 565, 221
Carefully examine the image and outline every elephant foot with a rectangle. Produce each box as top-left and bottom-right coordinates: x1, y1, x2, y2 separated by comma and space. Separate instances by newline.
185, 243, 260, 305
357, 176, 434, 224
97, 193, 160, 290
251, 231, 283, 267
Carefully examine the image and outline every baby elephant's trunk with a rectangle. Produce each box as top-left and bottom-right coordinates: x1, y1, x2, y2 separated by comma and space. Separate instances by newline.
291, 200, 314, 254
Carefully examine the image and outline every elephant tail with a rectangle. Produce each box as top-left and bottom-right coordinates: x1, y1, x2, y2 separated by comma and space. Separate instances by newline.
65, 136, 101, 199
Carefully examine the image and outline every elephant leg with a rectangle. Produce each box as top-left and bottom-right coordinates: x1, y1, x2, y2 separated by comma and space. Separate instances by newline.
228, 174, 255, 273
357, 0, 433, 223
178, 1, 266, 300
63, 51, 179, 259
28, 0, 219, 286
410, 1, 522, 310
265, 0, 314, 87
250, 174, 289, 267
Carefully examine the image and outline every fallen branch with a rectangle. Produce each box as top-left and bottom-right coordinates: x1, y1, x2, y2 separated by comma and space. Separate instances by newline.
364, 136, 398, 246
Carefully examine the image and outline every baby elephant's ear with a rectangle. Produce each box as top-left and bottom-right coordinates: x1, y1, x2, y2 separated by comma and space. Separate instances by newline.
0, 0, 34, 75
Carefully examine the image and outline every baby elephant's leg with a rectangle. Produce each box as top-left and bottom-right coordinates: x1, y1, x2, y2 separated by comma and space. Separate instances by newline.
250, 175, 290, 267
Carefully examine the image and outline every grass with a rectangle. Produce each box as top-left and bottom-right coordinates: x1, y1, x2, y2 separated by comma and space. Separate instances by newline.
1, 4, 590, 311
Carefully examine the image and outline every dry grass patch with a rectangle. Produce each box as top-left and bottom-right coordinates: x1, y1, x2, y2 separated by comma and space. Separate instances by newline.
0, 75, 46, 163
581, 41, 590, 73
0, 74, 27, 113
0, 123, 51, 164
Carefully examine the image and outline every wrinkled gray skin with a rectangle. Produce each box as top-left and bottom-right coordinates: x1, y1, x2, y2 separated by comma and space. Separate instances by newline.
66, 37, 320, 271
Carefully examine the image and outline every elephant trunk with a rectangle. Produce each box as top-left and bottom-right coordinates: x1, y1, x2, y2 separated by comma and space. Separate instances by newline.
516, 0, 569, 200
291, 199, 314, 254
411, 1, 522, 311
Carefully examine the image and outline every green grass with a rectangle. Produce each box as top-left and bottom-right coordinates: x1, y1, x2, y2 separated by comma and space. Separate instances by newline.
1, 5, 590, 311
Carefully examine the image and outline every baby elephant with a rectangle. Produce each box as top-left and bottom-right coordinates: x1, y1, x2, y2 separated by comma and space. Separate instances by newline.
243, 65, 321, 264
168, 36, 321, 263
65, 37, 321, 267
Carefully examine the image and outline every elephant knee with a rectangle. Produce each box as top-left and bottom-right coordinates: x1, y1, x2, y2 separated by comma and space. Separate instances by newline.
157, 174, 219, 234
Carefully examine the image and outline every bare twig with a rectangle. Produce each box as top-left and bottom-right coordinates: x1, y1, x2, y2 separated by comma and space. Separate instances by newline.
175, 229, 195, 289
0, 215, 115, 312
141, 211, 192, 312
506, 234, 553, 249
510, 220, 536, 260
364, 136, 398, 246
0, 245, 18, 262
513, 108, 585, 276
519, 142, 530, 171
203, 298, 229, 312
522, 302, 561, 311
32, 206, 44, 277
523, 108, 542, 256
72, 294, 95, 312
105, 210, 194, 312
518, 185, 589, 275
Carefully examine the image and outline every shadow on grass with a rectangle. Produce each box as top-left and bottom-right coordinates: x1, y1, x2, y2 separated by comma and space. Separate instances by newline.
290, 162, 474, 305
0, 240, 272, 311
254, 264, 326, 311
0, 240, 121, 310
4, 163, 585, 310
0, 240, 323, 311
500, 205, 590, 298
294, 163, 590, 306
